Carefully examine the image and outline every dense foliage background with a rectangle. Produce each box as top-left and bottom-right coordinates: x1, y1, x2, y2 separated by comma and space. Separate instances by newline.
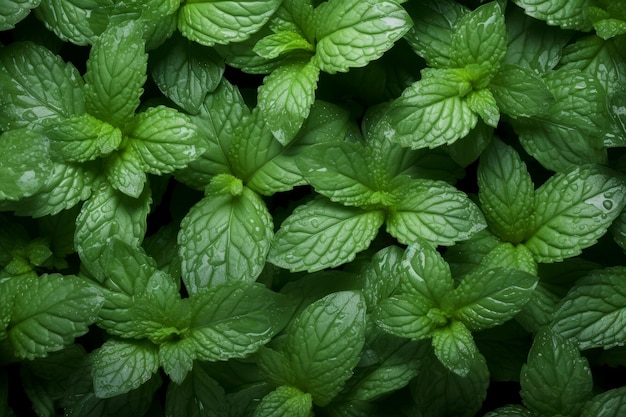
2, 0, 626, 416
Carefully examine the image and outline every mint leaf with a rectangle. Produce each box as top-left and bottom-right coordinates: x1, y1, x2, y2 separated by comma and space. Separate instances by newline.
258, 59, 320, 145
481, 242, 538, 275
151, 33, 225, 115
466, 88, 500, 127
91, 338, 159, 399
267, 198, 385, 272
520, 328, 593, 417
386, 178, 486, 247
400, 240, 455, 303
550, 266, 626, 350
165, 362, 228, 417
84, 19, 147, 128
254, 31, 314, 60
178, 180, 273, 293
450, 2, 506, 80
33, 0, 110, 45
403, 0, 468, 68
285, 291, 366, 406
254, 385, 313, 417
6, 274, 103, 359
178, 0, 282, 46
478, 138, 535, 243
75, 183, 151, 279
0, 41, 84, 130
581, 386, 626, 417
313, 0, 412, 74
361, 245, 404, 309
445, 268, 538, 331
0, 0, 39, 30
488, 65, 554, 118
0, 129, 51, 201
388, 68, 477, 149
432, 321, 480, 377
124, 105, 204, 175
511, 0, 593, 30
104, 146, 147, 198
484, 406, 534, 417
524, 165, 626, 262
44, 113, 122, 163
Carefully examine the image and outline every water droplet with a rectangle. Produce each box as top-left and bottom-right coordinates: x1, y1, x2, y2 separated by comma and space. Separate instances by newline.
311, 218, 320, 228
603, 200, 614, 210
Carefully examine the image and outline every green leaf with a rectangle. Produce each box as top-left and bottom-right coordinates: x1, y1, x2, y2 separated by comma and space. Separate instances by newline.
165, 362, 228, 417
0, 129, 52, 201
158, 338, 195, 385
254, 31, 314, 60
520, 328, 593, 417
44, 113, 122, 163
481, 242, 538, 276
178, 183, 273, 293
511, 0, 593, 30
285, 291, 366, 406
483, 406, 534, 417
178, 0, 282, 46
361, 245, 404, 309
466, 88, 500, 127
488, 65, 554, 118
33, 0, 111, 45
104, 146, 147, 198
581, 386, 626, 417
313, 0, 412, 74
386, 178, 487, 247
450, 1, 506, 79
254, 385, 313, 417
74, 183, 151, 280
478, 138, 535, 244
0, 41, 85, 131
388, 68, 478, 149
445, 268, 538, 331
267, 198, 385, 272
524, 165, 626, 262
400, 240, 455, 304
84, 19, 147, 128
187, 282, 285, 361
374, 294, 444, 341
92, 338, 159, 399
550, 266, 626, 350
403, 0, 468, 68
6, 274, 103, 359
431, 321, 480, 376
258, 59, 320, 145
151, 33, 225, 115
125, 105, 204, 175
0, 0, 40, 30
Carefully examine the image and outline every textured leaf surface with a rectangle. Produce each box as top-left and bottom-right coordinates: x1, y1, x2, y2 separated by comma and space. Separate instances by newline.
254, 385, 312, 417
0, 0, 40, 30
432, 321, 479, 376
165, 362, 228, 417
512, 0, 593, 30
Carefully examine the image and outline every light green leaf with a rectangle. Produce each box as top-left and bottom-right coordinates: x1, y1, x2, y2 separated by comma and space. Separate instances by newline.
313, 0, 412, 74
84, 19, 147, 128
104, 146, 147, 198
44, 113, 122, 163
6, 274, 103, 360
361, 245, 404, 309
151, 33, 225, 115
481, 242, 538, 275
0, 0, 40, 30
524, 165, 626, 262
187, 282, 284, 361
400, 240, 455, 304
178, 182, 273, 293
253, 385, 313, 417
267, 198, 385, 272
74, 183, 151, 280
450, 1, 506, 80
445, 268, 538, 331
489, 65, 554, 118
431, 321, 479, 377
258, 59, 320, 145
550, 266, 626, 350
478, 138, 535, 244
403, 0, 468, 68
178, 0, 282, 46
125, 106, 204, 175
92, 338, 159, 399
466, 88, 500, 127
285, 291, 366, 406
254, 31, 314, 60
520, 328, 593, 417
386, 178, 487, 247
374, 294, 444, 341
581, 386, 626, 417
34, 0, 111, 45
511, 0, 593, 30
388, 68, 477, 149
0, 129, 52, 201
158, 339, 195, 385
165, 362, 228, 417
0, 41, 85, 131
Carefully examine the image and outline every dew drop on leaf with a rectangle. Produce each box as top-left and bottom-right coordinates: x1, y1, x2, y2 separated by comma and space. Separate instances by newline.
602, 200, 613, 210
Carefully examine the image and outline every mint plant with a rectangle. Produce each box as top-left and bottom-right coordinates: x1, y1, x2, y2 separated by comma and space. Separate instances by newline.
2, 0, 626, 416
